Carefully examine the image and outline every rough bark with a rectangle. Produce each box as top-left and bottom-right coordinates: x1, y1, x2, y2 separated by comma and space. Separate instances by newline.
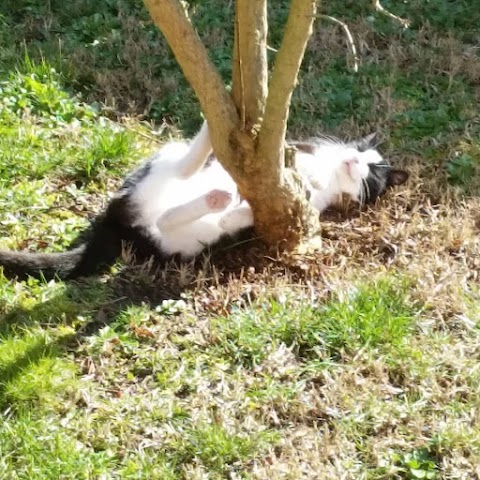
242, 0, 320, 247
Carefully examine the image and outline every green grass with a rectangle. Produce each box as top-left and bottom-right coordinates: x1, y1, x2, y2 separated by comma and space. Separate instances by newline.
0, 412, 117, 479
0, 0, 480, 477
0, 274, 433, 477
212, 279, 417, 367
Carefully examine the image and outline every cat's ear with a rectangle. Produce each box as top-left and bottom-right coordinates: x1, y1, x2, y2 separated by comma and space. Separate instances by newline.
356, 132, 381, 152
387, 169, 409, 186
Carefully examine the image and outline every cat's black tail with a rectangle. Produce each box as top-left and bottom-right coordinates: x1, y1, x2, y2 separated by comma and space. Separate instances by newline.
0, 195, 148, 281
0, 216, 124, 280
0, 245, 90, 280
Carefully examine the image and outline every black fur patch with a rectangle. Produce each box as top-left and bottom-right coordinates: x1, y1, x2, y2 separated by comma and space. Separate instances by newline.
120, 159, 152, 192
361, 161, 409, 204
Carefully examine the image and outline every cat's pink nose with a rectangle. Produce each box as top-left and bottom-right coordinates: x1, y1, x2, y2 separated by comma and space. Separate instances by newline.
344, 158, 359, 176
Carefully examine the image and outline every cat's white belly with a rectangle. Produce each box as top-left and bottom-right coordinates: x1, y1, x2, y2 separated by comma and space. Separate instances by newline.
150, 214, 226, 256
135, 159, 239, 256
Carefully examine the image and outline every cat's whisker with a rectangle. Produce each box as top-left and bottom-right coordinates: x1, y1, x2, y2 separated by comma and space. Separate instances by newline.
365, 180, 370, 204
362, 177, 371, 205
370, 163, 391, 168
315, 133, 343, 145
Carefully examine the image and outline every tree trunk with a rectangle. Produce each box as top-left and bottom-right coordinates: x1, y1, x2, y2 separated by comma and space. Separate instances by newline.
232, 0, 268, 128
143, 0, 320, 249
245, 0, 320, 247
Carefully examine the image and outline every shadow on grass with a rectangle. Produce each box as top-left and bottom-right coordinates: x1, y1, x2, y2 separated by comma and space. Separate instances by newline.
0, 265, 180, 406
0, 338, 59, 398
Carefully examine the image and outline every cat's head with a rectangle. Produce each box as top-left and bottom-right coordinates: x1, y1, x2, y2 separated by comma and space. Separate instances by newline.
337, 133, 409, 204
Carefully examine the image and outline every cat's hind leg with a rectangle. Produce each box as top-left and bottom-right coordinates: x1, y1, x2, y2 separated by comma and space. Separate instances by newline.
218, 202, 254, 234
157, 189, 232, 230
177, 121, 213, 179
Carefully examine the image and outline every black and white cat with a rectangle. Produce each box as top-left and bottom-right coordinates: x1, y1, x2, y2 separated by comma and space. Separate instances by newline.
0, 122, 408, 280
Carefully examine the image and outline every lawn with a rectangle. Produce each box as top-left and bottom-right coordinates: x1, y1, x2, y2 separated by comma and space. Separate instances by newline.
0, 0, 480, 478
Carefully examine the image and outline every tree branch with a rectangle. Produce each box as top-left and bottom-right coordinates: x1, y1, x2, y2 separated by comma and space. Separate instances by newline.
373, 0, 410, 28
232, 0, 268, 128
317, 14, 359, 73
257, 0, 318, 172
143, 0, 240, 166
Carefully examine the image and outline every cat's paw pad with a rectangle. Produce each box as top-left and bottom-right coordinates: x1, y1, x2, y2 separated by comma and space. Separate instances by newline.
205, 189, 232, 211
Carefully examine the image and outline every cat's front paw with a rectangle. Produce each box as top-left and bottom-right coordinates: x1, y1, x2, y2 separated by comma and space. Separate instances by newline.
205, 189, 232, 211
